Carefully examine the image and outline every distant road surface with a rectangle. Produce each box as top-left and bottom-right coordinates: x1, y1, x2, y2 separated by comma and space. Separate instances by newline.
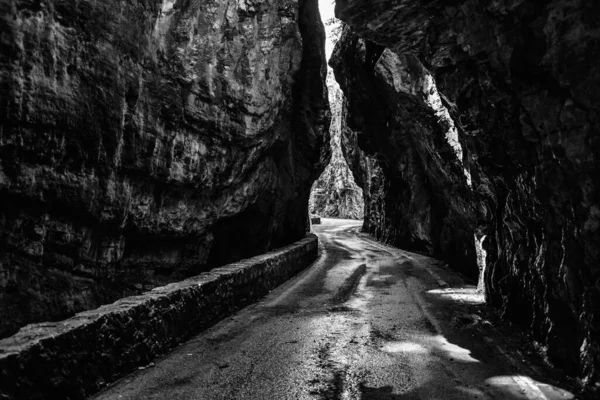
95, 218, 574, 400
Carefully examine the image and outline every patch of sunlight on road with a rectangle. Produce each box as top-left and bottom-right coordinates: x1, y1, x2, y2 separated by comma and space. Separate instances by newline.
427, 287, 485, 304
486, 376, 575, 400
382, 341, 428, 354
432, 335, 480, 363
380, 335, 479, 363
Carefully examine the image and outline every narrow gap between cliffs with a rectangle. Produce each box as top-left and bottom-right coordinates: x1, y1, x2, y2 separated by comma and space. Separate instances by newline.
310, 1, 488, 295
309, 0, 364, 224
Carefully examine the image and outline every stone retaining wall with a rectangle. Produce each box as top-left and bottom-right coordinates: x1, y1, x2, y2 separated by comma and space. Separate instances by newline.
0, 234, 318, 400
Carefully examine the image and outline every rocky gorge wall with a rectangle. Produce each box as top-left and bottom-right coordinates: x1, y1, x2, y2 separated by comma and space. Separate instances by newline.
332, 28, 478, 278
332, 0, 599, 393
309, 70, 363, 220
0, 0, 330, 338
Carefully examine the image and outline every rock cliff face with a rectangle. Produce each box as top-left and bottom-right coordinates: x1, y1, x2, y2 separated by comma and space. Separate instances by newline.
309, 70, 363, 220
0, 0, 330, 338
332, 0, 599, 392
332, 28, 478, 277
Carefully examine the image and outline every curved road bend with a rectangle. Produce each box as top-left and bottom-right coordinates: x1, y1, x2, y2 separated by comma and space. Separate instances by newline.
95, 218, 574, 400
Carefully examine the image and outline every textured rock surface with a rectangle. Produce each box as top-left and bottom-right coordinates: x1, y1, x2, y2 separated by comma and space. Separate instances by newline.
339, 100, 389, 240
0, 234, 318, 400
309, 70, 363, 220
332, 28, 477, 277
332, 0, 599, 393
0, 0, 329, 337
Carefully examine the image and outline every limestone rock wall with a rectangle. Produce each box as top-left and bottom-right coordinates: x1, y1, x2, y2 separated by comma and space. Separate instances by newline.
332, 28, 478, 277
0, 0, 330, 338
331, 0, 599, 392
309, 70, 363, 220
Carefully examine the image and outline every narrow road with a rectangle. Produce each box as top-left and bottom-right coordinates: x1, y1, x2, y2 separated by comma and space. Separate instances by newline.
95, 219, 574, 400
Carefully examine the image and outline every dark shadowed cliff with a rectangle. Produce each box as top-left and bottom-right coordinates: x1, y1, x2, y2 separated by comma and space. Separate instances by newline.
331, 0, 599, 393
0, 0, 330, 338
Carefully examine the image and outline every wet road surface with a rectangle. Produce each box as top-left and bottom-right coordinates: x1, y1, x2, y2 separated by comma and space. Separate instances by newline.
95, 219, 574, 400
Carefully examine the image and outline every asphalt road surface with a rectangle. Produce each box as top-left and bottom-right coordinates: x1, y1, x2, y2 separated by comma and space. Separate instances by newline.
95, 218, 575, 400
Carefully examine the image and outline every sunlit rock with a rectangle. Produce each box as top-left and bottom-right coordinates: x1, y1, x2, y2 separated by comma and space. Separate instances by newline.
309, 70, 364, 220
